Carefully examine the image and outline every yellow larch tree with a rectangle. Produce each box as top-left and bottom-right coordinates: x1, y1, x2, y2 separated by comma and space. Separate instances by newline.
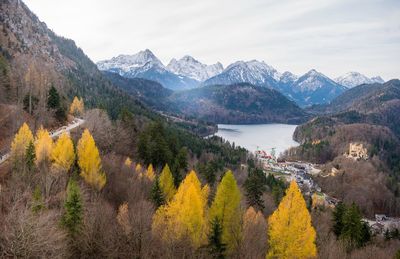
34, 126, 53, 165
77, 129, 106, 190
69, 96, 84, 116
152, 170, 209, 248
145, 164, 155, 181
267, 181, 317, 259
209, 170, 242, 253
10, 122, 34, 160
51, 132, 75, 172
159, 164, 176, 202
124, 157, 132, 167
135, 163, 142, 173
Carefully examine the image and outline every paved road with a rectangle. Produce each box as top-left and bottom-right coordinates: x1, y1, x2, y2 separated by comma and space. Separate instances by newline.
0, 118, 85, 165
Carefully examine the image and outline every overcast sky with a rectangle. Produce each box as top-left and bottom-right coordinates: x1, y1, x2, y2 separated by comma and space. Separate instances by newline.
24, 0, 400, 79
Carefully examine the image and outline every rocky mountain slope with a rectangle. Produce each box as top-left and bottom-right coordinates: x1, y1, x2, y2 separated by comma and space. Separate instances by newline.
0, 0, 158, 122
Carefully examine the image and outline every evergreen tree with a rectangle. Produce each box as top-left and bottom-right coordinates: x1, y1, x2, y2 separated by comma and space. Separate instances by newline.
151, 177, 165, 208
333, 202, 346, 237
209, 171, 241, 253
207, 217, 226, 259
62, 180, 83, 235
159, 164, 176, 202
340, 203, 370, 250
31, 185, 44, 213
47, 85, 60, 109
244, 168, 267, 210
25, 140, 35, 172
267, 181, 317, 258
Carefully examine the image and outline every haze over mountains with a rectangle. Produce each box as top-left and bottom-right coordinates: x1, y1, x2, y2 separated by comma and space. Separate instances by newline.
97, 50, 388, 106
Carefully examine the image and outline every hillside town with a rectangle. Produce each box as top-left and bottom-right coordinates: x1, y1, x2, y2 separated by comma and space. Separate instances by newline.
255, 144, 400, 236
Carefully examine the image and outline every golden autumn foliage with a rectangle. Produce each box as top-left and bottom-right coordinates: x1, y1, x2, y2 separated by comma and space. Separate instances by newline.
69, 96, 84, 116
159, 164, 176, 201
152, 170, 209, 248
267, 181, 317, 259
10, 122, 34, 159
145, 164, 155, 181
135, 163, 142, 173
77, 129, 106, 190
209, 170, 242, 252
34, 126, 53, 165
51, 132, 75, 172
124, 157, 132, 167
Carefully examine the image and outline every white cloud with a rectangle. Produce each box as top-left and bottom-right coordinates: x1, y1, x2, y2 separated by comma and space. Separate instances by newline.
24, 0, 400, 79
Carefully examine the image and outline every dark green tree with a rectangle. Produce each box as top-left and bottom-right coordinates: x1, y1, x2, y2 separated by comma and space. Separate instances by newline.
62, 180, 83, 235
332, 202, 346, 237
172, 147, 188, 187
47, 85, 60, 109
151, 177, 165, 208
207, 217, 226, 258
25, 140, 35, 172
340, 203, 370, 250
244, 168, 267, 210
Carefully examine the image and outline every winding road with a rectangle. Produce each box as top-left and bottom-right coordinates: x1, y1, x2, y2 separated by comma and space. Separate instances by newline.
0, 118, 85, 165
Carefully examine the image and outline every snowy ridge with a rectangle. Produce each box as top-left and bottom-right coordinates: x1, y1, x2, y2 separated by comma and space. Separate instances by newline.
166, 55, 223, 81
335, 72, 385, 88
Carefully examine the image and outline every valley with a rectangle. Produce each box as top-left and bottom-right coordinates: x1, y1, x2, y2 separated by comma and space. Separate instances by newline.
0, 0, 399, 258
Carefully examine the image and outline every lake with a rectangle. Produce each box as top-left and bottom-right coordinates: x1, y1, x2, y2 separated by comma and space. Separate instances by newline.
214, 124, 299, 156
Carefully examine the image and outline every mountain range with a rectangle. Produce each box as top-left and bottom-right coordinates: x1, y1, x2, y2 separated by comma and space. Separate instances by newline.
97, 50, 387, 106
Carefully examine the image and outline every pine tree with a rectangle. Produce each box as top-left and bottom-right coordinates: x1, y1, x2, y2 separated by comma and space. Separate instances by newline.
267, 181, 317, 258
207, 217, 226, 258
340, 203, 370, 250
209, 171, 241, 253
11, 123, 34, 164
159, 164, 176, 202
244, 168, 267, 210
62, 180, 83, 235
32, 185, 44, 213
151, 177, 165, 208
145, 164, 155, 181
51, 132, 75, 172
25, 140, 36, 172
47, 85, 60, 109
34, 126, 53, 165
77, 129, 106, 190
332, 202, 346, 237
152, 170, 209, 248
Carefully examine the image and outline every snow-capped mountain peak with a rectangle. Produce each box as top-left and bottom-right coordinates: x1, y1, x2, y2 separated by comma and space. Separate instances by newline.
97, 49, 164, 74
334, 72, 385, 88
166, 55, 223, 81
293, 69, 341, 92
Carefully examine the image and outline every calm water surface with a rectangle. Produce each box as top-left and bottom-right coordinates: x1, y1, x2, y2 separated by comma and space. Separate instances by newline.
215, 124, 299, 156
